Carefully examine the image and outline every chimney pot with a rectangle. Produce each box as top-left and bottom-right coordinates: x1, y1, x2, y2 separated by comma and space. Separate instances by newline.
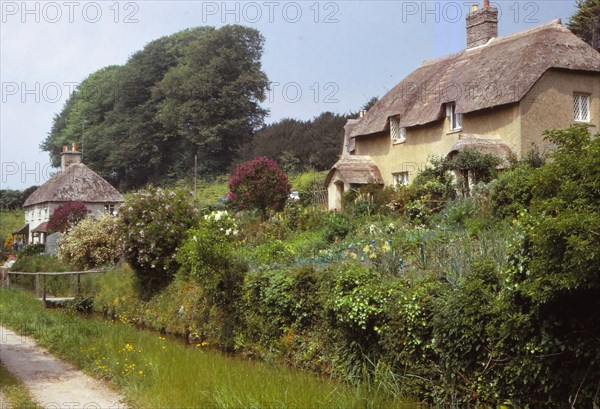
471, 4, 478, 12
466, 2, 498, 48
484, 0, 490, 7
60, 146, 83, 172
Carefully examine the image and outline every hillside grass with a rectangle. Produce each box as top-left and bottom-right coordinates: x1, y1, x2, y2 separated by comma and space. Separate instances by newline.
0, 210, 24, 244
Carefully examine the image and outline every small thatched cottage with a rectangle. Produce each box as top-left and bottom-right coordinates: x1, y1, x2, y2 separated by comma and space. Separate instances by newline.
326, 1, 600, 210
13, 146, 125, 245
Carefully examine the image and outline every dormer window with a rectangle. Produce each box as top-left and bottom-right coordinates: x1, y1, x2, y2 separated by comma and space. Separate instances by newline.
573, 94, 590, 123
446, 102, 462, 132
390, 116, 406, 143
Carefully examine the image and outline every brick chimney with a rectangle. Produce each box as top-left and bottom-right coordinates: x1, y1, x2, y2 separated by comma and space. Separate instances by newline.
60, 144, 82, 171
466, 1, 498, 49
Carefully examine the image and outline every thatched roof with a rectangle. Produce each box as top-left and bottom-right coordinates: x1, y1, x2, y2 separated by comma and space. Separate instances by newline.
23, 163, 125, 207
351, 19, 600, 137
448, 134, 513, 168
325, 156, 384, 186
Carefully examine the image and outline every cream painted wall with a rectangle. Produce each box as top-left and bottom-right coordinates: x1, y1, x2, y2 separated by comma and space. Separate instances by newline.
354, 121, 457, 186
520, 69, 600, 155
462, 104, 521, 155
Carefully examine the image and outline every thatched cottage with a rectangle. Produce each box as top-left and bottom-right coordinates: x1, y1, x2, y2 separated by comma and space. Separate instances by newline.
326, 1, 600, 210
13, 146, 125, 245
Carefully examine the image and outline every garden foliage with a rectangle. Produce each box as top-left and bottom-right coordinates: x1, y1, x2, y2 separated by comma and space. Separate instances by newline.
57, 214, 121, 269
82, 125, 600, 406
118, 187, 199, 298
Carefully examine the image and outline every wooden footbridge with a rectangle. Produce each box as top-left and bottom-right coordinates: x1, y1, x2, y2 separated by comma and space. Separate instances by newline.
2, 269, 108, 306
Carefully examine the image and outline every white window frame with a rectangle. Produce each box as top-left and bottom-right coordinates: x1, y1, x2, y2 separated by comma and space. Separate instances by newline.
573, 93, 590, 123
393, 172, 409, 188
446, 102, 463, 132
390, 117, 406, 144
104, 204, 116, 215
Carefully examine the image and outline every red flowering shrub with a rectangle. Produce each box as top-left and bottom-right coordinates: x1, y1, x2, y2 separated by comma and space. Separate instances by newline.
118, 187, 199, 298
228, 157, 291, 218
48, 201, 90, 233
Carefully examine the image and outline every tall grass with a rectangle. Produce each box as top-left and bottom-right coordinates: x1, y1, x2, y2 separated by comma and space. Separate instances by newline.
0, 288, 416, 408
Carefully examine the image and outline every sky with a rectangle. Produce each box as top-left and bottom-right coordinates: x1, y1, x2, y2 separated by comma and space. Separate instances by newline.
0, 0, 578, 189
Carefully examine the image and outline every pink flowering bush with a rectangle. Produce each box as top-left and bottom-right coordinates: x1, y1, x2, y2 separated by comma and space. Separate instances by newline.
228, 157, 291, 218
48, 201, 90, 233
118, 187, 199, 298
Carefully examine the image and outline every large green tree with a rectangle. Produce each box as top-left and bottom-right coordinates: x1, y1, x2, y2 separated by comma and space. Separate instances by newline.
568, 0, 600, 51
154, 25, 269, 174
238, 112, 348, 172
42, 26, 269, 189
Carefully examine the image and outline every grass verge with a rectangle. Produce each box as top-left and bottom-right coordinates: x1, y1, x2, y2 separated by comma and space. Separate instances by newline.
0, 360, 39, 409
0, 288, 415, 408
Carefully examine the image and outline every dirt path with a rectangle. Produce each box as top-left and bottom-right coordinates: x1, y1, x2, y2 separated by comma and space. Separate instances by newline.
0, 326, 127, 409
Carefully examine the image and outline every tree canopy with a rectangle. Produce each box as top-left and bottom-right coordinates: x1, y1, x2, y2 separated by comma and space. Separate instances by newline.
568, 0, 600, 51
42, 25, 269, 190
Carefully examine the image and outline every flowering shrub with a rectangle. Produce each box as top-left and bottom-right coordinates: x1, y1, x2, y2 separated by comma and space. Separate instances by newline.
177, 210, 241, 292
177, 210, 246, 350
48, 201, 90, 233
57, 214, 120, 269
228, 157, 291, 218
119, 187, 199, 298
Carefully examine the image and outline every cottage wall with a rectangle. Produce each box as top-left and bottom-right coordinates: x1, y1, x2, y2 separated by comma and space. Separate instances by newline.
353, 69, 599, 189
354, 103, 522, 186
520, 69, 600, 155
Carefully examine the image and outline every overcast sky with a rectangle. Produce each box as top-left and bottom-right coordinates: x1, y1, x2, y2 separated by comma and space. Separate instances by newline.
0, 0, 577, 189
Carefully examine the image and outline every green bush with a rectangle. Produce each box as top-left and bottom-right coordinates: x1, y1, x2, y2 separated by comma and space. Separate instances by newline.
449, 149, 501, 193
322, 211, 353, 243
10, 254, 75, 296
437, 197, 479, 228
410, 156, 455, 207
11, 254, 71, 272
431, 257, 501, 404
118, 187, 199, 299
488, 164, 536, 219
176, 210, 246, 350
378, 274, 443, 399
18, 243, 45, 257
